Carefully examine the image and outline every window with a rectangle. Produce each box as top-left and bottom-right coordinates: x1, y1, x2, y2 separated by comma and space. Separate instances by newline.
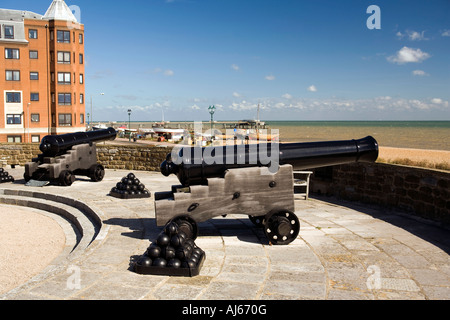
30, 93, 39, 101
31, 135, 40, 143
30, 72, 39, 80
29, 50, 38, 59
79, 74, 84, 84
31, 114, 40, 122
57, 30, 70, 43
80, 93, 84, 104
57, 51, 70, 64
6, 70, 20, 81
80, 113, 84, 124
79, 33, 83, 44
58, 113, 72, 126
6, 92, 21, 103
57, 72, 71, 84
4, 26, 14, 39
79, 53, 83, 64
7, 114, 22, 125
58, 93, 71, 105
7, 136, 22, 143
29, 29, 38, 39
5, 48, 19, 59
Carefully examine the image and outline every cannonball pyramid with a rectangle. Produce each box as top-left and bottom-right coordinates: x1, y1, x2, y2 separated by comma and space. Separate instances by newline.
0, 168, 14, 183
134, 221, 205, 277
109, 172, 151, 199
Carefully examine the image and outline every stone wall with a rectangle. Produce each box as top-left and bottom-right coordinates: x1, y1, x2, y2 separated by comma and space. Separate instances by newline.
310, 163, 450, 226
96, 145, 170, 172
0, 143, 170, 172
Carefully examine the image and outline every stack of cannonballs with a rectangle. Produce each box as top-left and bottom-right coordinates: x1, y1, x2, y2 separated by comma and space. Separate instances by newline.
109, 173, 150, 199
0, 168, 14, 183
134, 221, 205, 277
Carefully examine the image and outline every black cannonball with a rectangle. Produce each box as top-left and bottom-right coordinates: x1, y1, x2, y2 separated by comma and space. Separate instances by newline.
111, 187, 118, 194
133, 178, 140, 185
127, 173, 135, 180
121, 177, 128, 184
156, 233, 171, 247
161, 245, 176, 260
193, 247, 204, 256
181, 260, 197, 268
175, 246, 191, 261
147, 245, 161, 259
189, 255, 199, 264
138, 256, 152, 267
170, 233, 185, 248
191, 251, 201, 260
164, 222, 179, 236
178, 230, 188, 241
138, 183, 145, 191
143, 190, 149, 195
131, 184, 138, 191
167, 258, 182, 268
152, 257, 167, 267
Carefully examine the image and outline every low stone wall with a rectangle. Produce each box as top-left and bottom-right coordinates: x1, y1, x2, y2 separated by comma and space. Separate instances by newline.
0, 143, 171, 172
96, 145, 170, 172
310, 163, 450, 226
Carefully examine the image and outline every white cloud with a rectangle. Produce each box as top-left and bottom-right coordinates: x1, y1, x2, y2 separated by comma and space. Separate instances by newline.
441, 29, 450, 37
307, 85, 317, 92
387, 46, 431, 64
265, 75, 275, 81
231, 64, 240, 71
282, 93, 292, 99
191, 104, 200, 110
396, 30, 428, 41
164, 69, 174, 76
412, 70, 429, 76
232, 92, 241, 98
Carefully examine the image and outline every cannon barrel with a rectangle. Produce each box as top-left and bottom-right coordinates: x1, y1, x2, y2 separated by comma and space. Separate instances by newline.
39, 127, 117, 156
161, 136, 378, 186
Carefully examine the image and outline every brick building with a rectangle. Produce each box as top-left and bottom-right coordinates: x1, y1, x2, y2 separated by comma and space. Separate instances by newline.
0, 0, 85, 143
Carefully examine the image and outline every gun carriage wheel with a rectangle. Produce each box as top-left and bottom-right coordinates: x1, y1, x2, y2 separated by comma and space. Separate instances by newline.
263, 209, 300, 245
89, 164, 105, 182
59, 170, 75, 186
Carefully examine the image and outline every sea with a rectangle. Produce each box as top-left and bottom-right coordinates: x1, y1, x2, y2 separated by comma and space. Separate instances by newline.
118, 121, 449, 151
265, 121, 450, 151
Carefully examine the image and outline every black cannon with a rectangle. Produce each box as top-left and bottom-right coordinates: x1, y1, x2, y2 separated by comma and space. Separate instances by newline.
155, 136, 378, 245
25, 128, 117, 186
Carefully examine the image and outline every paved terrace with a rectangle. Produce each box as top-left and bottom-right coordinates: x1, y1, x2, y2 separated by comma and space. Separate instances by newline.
1, 167, 449, 300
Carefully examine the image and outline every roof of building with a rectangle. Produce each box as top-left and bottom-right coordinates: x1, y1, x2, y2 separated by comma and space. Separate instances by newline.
43, 0, 77, 22
0, 8, 43, 21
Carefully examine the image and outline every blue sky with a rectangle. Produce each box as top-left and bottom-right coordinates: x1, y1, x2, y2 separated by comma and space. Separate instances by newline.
4, 0, 450, 121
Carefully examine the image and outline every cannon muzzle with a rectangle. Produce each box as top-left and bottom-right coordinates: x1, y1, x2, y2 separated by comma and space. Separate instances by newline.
161, 136, 378, 186
40, 127, 117, 157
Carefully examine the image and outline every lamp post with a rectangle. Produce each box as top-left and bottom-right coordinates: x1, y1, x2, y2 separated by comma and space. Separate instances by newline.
128, 109, 132, 142
208, 105, 216, 141
89, 93, 105, 130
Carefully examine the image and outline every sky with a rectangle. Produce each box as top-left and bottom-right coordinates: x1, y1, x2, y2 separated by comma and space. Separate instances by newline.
4, 0, 450, 121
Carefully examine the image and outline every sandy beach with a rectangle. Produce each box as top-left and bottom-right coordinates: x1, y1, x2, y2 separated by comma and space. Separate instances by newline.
378, 147, 450, 170
0, 206, 66, 295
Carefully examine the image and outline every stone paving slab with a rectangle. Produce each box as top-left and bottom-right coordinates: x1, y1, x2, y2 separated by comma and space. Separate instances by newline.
1, 167, 449, 300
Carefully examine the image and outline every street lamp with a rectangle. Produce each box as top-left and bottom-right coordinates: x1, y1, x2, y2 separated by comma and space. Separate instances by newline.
128, 109, 132, 142
208, 105, 216, 141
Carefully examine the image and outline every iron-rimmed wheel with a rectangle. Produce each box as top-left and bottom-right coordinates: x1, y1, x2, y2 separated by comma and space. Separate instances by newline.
59, 170, 75, 186
90, 164, 105, 182
263, 209, 300, 245
248, 215, 265, 228
170, 215, 198, 240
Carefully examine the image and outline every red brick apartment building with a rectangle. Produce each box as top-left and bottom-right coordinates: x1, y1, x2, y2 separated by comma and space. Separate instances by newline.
0, 0, 85, 143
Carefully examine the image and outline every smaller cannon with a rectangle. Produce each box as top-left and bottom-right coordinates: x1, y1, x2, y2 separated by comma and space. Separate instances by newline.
25, 128, 117, 186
